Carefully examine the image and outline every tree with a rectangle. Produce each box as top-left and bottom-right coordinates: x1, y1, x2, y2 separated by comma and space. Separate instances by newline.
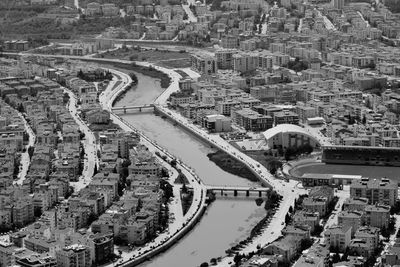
182, 182, 188, 194
362, 114, 367, 125
17, 103, 25, 113
285, 213, 291, 224
255, 198, 264, 206
300, 238, 314, 251
170, 159, 177, 167
233, 253, 243, 265
289, 206, 293, 213
34, 207, 42, 218
200, 263, 209, 267
312, 224, 324, 236
160, 167, 169, 178
284, 148, 293, 161
136, 198, 143, 212
331, 252, 341, 263
77, 69, 84, 79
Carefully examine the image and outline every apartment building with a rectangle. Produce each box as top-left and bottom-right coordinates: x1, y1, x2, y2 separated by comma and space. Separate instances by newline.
354, 226, 380, 255
364, 204, 390, 228
56, 244, 91, 267
215, 49, 236, 69
303, 197, 328, 217
233, 52, 259, 73
324, 225, 352, 252
191, 52, 217, 74
350, 177, 398, 207
343, 197, 369, 211
231, 108, 273, 131
274, 111, 300, 125
337, 210, 364, 236
202, 114, 231, 132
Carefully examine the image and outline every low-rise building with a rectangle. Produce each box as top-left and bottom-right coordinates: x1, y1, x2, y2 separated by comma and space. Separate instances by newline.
56, 244, 91, 267
343, 197, 369, 211
324, 225, 352, 252
350, 177, 398, 207
354, 226, 380, 255
293, 211, 320, 232
338, 210, 364, 236
303, 197, 328, 217
263, 236, 301, 262
202, 114, 231, 132
364, 204, 390, 228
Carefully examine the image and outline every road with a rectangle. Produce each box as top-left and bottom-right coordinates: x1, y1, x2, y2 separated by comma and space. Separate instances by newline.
14, 111, 36, 185
261, 14, 269, 34
303, 124, 333, 146
316, 10, 336, 31
10, 50, 310, 264
298, 18, 303, 33
156, 104, 308, 264
98, 67, 207, 266
145, 65, 309, 263
65, 88, 98, 192
182, 2, 197, 23
320, 186, 349, 242
357, 11, 370, 27
130, 58, 311, 262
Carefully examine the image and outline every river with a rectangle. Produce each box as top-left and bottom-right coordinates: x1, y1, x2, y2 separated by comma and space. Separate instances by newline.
114, 71, 264, 267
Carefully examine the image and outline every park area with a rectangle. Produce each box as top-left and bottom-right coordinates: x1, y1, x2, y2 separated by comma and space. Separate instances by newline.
97, 46, 191, 68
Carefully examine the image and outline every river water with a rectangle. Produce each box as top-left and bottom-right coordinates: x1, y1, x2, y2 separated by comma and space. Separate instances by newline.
114, 71, 264, 267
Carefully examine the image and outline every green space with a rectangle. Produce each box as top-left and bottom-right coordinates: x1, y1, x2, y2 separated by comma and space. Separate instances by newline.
2, 13, 136, 39
207, 150, 258, 182
88, 59, 172, 88
97, 46, 191, 69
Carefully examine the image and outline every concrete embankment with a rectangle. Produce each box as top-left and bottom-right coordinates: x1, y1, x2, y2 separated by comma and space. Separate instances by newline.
154, 106, 272, 188
121, 205, 207, 267
103, 71, 208, 267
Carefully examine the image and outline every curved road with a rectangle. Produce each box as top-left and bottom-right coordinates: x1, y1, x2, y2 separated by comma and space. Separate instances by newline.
98, 68, 207, 266
65, 88, 99, 192
14, 111, 36, 185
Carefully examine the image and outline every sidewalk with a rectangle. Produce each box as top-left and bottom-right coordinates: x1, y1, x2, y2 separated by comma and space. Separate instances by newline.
65, 88, 98, 192
14, 111, 36, 185
98, 68, 208, 267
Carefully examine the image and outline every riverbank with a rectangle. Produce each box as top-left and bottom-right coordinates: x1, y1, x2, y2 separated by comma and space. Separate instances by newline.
207, 150, 259, 182
90, 59, 171, 88
98, 58, 303, 266
98, 68, 208, 267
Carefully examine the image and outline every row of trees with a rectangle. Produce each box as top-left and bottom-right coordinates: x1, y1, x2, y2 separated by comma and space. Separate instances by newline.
77, 69, 113, 82
284, 144, 314, 161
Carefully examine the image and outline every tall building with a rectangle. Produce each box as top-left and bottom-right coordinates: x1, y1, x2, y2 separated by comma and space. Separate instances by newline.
191, 52, 217, 75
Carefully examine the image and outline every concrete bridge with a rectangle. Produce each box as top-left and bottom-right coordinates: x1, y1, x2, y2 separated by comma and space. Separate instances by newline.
206, 185, 269, 197
112, 104, 155, 114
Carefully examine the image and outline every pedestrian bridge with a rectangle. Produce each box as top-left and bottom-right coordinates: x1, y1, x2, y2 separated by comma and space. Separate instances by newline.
112, 104, 155, 114
206, 185, 269, 197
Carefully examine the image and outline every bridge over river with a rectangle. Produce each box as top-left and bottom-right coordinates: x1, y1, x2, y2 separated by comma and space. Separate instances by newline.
111, 104, 155, 114
206, 185, 269, 197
